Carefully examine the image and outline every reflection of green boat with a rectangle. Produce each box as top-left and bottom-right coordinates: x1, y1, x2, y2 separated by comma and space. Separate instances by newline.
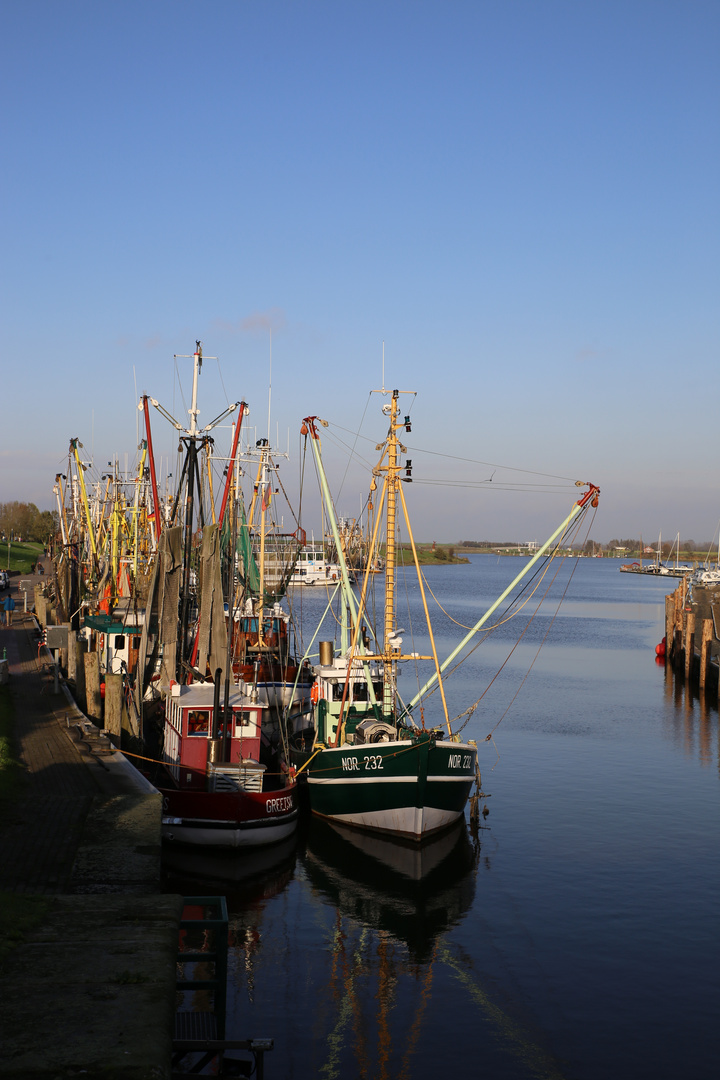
303, 817, 478, 963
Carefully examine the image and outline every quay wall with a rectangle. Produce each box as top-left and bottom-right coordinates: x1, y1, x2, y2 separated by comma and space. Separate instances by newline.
665, 577, 720, 699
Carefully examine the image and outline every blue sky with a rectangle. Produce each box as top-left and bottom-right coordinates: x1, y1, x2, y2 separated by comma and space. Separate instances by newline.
2, 1, 718, 544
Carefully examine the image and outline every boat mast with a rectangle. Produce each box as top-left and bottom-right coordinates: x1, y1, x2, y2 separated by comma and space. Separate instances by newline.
301, 416, 379, 704
381, 392, 401, 715
132, 440, 148, 579
69, 437, 99, 575
177, 342, 203, 669
258, 443, 269, 644
147, 340, 245, 680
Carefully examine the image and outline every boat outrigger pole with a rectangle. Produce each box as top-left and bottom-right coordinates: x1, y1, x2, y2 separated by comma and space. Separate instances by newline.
141, 395, 162, 543
401, 481, 600, 720
301, 415, 380, 702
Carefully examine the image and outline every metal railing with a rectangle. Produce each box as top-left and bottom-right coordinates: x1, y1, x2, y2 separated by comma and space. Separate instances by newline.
173, 895, 274, 1078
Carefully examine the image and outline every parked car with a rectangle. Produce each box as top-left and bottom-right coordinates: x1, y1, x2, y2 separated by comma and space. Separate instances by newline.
0, 571, 8, 591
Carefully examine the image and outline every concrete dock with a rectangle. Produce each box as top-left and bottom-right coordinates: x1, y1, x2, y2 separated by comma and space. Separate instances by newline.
0, 565, 183, 1079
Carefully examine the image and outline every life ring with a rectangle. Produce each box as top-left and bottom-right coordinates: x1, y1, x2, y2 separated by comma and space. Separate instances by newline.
99, 633, 105, 652
310, 681, 319, 704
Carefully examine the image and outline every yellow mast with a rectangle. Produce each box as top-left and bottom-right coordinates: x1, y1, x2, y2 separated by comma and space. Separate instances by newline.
70, 438, 98, 569
397, 481, 451, 733
132, 441, 148, 578
204, 443, 217, 525
54, 473, 71, 548
257, 447, 272, 647
96, 474, 112, 552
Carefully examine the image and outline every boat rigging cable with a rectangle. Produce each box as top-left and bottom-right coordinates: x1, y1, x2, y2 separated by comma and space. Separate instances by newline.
326, 418, 583, 485
398, 496, 598, 728
336, 391, 374, 501
420, 507, 592, 635
319, 423, 584, 493
448, 503, 599, 739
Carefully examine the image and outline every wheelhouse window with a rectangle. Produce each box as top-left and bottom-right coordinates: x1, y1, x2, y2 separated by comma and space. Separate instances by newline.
187, 710, 211, 736
233, 709, 256, 735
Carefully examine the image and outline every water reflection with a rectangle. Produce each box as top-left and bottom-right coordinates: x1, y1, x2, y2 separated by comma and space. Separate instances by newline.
158, 561, 720, 1079
302, 818, 480, 963
662, 663, 720, 774
162, 832, 297, 897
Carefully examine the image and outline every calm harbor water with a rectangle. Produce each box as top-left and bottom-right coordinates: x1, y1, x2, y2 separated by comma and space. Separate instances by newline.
164, 556, 720, 1080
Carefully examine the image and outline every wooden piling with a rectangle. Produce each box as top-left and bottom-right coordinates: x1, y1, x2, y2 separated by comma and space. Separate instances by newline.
60, 623, 70, 674
685, 612, 695, 680
104, 673, 122, 743
84, 651, 102, 725
75, 636, 88, 710
699, 618, 713, 689
35, 589, 47, 626
671, 587, 682, 668
67, 628, 76, 683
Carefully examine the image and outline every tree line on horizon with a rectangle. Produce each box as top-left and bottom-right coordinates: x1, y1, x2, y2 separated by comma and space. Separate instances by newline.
460, 538, 717, 555
0, 501, 57, 544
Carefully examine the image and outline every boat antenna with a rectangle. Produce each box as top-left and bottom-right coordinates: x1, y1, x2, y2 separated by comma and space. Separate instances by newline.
382, 340, 385, 394
267, 327, 272, 445
133, 365, 139, 446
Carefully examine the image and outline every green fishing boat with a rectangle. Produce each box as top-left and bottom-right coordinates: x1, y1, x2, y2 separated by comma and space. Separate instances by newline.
295, 392, 600, 842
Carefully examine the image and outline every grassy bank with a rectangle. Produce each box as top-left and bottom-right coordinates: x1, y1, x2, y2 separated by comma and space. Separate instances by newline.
397, 545, 469, 565
2, 541, 44, 575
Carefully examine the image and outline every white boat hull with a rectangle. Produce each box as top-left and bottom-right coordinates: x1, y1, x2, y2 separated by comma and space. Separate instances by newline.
161, 810, 298, 849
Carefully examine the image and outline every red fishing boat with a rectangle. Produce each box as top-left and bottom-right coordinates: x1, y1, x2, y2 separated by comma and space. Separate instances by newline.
160, 680, 298, 848
135, 342, 302, 849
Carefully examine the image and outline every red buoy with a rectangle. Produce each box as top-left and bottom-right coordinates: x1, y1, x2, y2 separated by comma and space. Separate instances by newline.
655, 636, 666, 658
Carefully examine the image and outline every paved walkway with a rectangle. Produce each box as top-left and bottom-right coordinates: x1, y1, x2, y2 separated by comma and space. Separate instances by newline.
0, 563, 183, 1079
0, 569, 112, 892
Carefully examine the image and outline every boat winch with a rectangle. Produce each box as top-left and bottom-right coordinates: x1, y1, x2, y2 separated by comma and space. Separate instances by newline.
354, 719, 396, 744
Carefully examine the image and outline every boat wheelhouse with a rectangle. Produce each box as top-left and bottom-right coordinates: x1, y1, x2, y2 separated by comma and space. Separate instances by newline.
160, 681, 298, 848
231, 599, 314, 718
289, 544, 342, 586
82, 610, 144, 675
